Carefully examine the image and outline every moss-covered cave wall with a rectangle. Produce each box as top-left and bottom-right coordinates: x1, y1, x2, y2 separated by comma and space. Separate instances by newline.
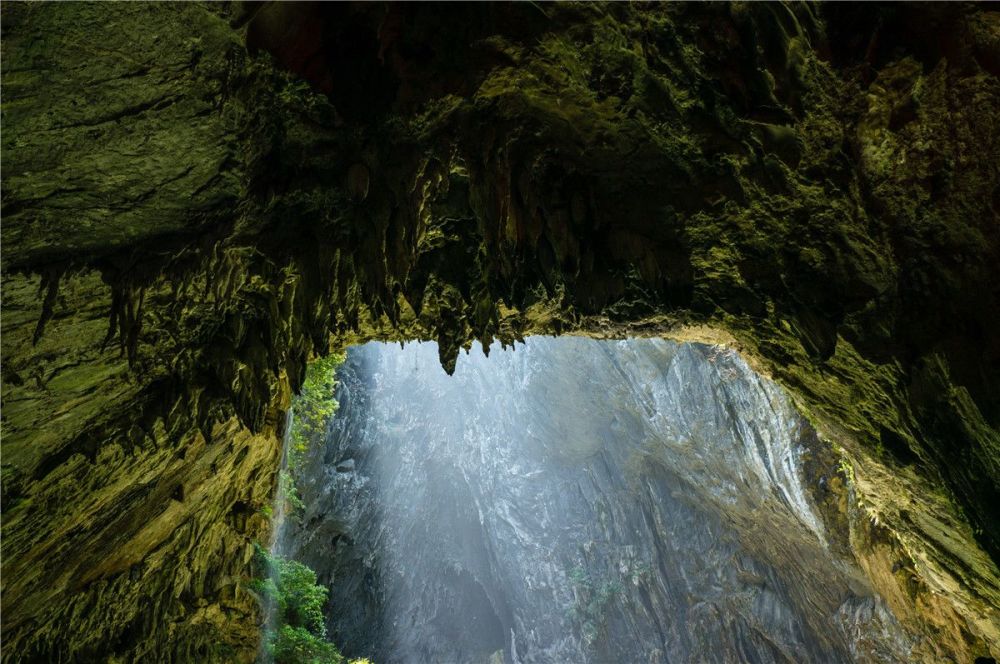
1, 2, 998, 661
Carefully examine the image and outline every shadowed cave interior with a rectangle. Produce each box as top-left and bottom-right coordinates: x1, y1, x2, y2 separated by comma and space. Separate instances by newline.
2, 2, 1000, 663
275, 338, 912, 663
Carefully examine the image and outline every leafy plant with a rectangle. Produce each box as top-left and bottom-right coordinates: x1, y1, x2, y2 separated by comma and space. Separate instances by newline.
270, 625, 342, 664
252, 545, 342, 664
281, 352, 345, 522
289, 352, 345, 471
252, 354, 359, 663
279, 469, 305, 517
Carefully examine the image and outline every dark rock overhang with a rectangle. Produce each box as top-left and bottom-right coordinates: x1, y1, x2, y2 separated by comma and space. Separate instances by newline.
1, 2, 998, 661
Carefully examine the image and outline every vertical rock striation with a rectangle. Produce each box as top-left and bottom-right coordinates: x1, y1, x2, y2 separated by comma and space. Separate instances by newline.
287, 339, 993, 663
2, 3, 999, 660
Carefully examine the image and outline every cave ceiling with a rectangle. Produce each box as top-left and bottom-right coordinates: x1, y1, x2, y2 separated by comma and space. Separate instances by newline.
1, 2, 999, 662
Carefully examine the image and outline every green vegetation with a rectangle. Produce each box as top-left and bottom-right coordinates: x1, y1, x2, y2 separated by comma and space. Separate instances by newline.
566, 565, 624, 646
252, 545, 343, 664
253, 353, 364, 664
565, 560, 651, 646
279, 352, 346, 522
289, 352, 346, 470
279, 469, 305, 517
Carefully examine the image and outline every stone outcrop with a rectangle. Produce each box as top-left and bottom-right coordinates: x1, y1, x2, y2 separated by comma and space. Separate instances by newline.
285, 339, 939, 663
2, 2, 998, 661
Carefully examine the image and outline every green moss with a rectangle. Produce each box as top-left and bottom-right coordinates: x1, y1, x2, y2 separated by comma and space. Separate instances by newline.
4, 2, 999, 660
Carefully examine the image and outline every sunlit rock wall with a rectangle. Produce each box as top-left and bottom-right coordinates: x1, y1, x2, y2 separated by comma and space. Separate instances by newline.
3, 3, 999, 660
289, 339, 918, 663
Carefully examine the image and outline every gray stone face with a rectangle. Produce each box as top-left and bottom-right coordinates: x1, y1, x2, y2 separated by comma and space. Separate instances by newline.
4, 4, 999, 659
287, 338, 914, 663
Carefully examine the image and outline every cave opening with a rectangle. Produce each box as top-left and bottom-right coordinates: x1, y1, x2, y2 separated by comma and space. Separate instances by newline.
4, 3, 1000, 661
264, 337, 915, 664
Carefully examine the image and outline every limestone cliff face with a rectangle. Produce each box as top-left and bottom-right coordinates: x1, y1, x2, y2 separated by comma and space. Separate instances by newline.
1, 2, 998, 662
289, 340, 917, 663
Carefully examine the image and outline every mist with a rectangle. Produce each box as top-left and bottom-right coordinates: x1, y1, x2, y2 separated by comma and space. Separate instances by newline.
283, 338, 913, 663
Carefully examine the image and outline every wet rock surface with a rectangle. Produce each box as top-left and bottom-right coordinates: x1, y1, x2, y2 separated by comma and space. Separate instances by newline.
289, 339, 915, 663
3, 4, 999, 660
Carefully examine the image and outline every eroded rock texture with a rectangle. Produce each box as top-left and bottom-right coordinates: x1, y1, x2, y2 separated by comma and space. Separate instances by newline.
2, 2, 998, 661
289, 339, 919, 663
